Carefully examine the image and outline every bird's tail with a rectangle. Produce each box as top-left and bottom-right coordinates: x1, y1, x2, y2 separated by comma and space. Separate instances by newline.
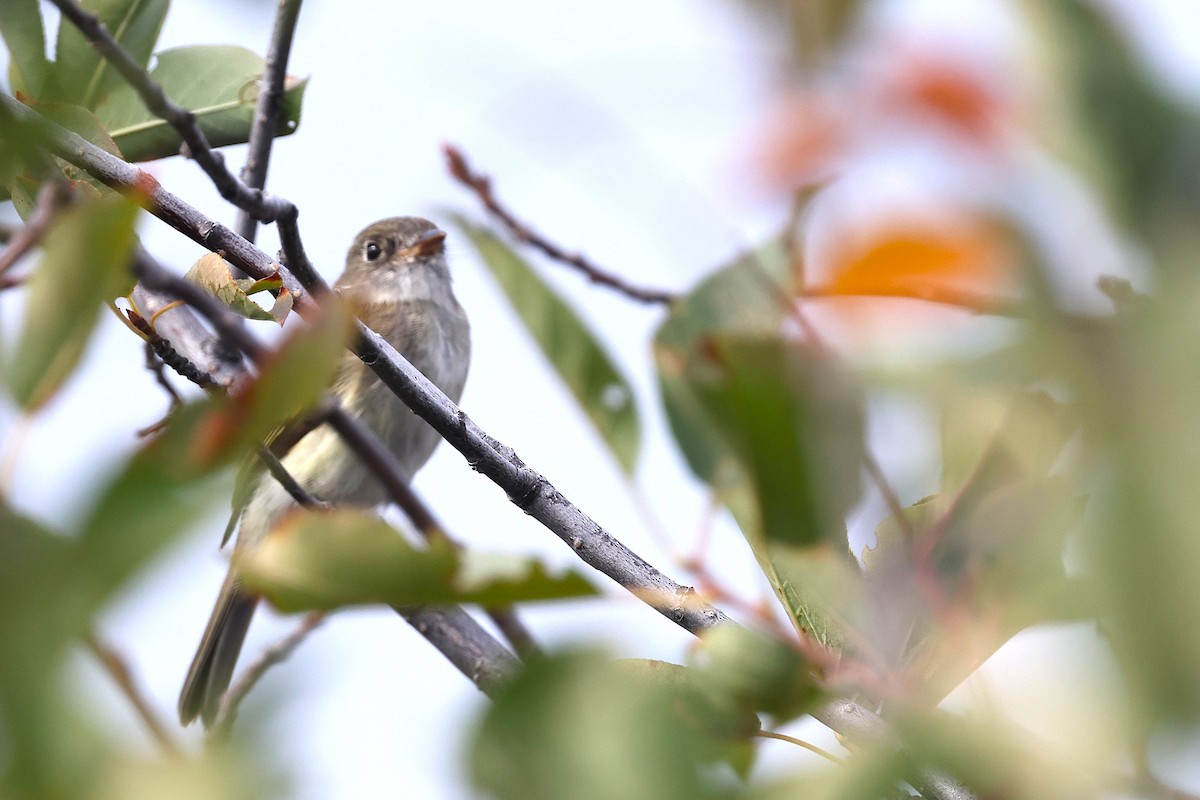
178, 569, 259, 727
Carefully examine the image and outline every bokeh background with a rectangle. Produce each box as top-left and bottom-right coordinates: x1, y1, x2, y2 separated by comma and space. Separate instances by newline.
4, 0, 1200, 796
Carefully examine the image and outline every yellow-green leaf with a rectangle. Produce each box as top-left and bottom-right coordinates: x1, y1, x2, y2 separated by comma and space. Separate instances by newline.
238, 509, 598, 612
4, 193, 138, 409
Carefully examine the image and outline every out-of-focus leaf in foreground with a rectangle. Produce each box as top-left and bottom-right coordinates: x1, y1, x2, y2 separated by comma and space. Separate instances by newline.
3, 193, 138, 410
238, 510, 597, 612
178, 297, 350, 470
453, 216, 641, 474
471, 649, 733, 800
654, 247, 864, 648
0, 428, 226, 797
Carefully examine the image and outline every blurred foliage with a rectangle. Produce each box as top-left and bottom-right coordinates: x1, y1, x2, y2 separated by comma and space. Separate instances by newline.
5, 0, 1200, 798
239, 509, 598, 611
3, 192, 138, 409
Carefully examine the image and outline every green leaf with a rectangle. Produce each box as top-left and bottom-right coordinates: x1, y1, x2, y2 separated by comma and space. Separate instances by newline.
693, 625, 816, 723
654, 245, 794, 493
1026, 0, 1200, 243
4, 193, 138, 409
29, 101, 125, 194
0, 0, 51, 99
679, 335, 864, 548
51, 0, 168, 107
454, 551, 599, 606
237, 510, 598, 612
93, 45, 308, 163
184, 253, 279, 323
173, 297, 349, 470
452, 216, 641, 474
471, 649, 727, 800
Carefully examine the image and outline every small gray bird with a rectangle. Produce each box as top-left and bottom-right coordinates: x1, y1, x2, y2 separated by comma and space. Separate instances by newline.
178, 217, 471, 726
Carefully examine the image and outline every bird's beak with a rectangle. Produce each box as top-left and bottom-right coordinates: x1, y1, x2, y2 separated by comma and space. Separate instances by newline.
408, 228, 447, 258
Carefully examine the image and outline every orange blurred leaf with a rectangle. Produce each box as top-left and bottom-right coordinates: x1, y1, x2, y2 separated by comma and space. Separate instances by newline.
822, 216, 1014, 306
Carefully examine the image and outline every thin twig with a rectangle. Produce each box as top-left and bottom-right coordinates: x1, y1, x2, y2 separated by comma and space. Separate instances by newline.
48, 0, 320, 301
84, 633, 181, 756
444, 143, 677, 305
757, 729, 845, 764
48, 0, 294, 223
0, 181, 74, 278
0, 273, 27, 291
799, 283, 1022, 317
256, 444, 327, 508
234, 0, 305, 243
209, 611, 326, 738
135, 341, 184, 437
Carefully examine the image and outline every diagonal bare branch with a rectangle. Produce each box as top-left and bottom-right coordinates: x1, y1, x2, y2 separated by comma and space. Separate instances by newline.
47, 0, 294, 224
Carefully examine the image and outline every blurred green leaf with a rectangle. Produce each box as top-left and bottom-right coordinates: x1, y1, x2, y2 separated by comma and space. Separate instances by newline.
694, 625, 816, 723
238, 510, 598, 612
0, 0, 51, 99
93, 45, 308, 163
681, 334, 864, 548
1030, 0, 1200, 244
617, 658, 762, 777
766, 544, 862, 653
452, 216, 641, 474
3, 192, 138, 409
455, 551, 598, 606
127, 298, 346, 480
185, 253, 279, 323
861, 390, 1084, 701
655, 247, 863, 644
657, 247, 787, 491
30, 101, 125, 194
471, 649, 730, 800
0, 430, 226, 798
51, 0, 168, 107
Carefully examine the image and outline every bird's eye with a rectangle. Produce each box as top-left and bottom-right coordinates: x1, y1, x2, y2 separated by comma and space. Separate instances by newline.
364, 242, 383, 261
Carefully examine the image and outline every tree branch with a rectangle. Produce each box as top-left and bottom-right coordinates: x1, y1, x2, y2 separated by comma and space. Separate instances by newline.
234, 0, 305, 243
10, 94, 971, 800
443, 143, 677, 305
46, 0, 291, 223
47, 0, 321, 302
131, 250, 523, 702
321, 404, 541, 659
0, 181, 74, 278
209, 611, 326, 738
84, 633, 181, 756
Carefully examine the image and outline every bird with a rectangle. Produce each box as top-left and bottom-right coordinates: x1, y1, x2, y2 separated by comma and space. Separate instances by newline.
178, 216, 471, 727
